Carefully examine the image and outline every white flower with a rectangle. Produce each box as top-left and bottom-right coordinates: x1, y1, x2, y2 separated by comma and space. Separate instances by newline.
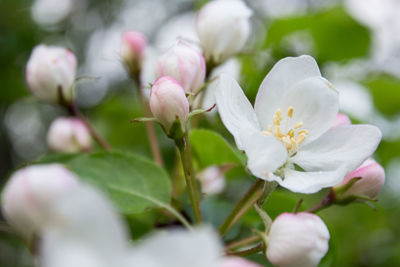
128, 227, 222, 267
150, 76, 189, 133
266, 212, 330, 267
47, 117, 91, 153
26, 45, 77, 103
41, 185, 130, 267
157, 41, 205, 94
196, 0, 252, 64
1, 164, 79, 242
212, 55, 382, 193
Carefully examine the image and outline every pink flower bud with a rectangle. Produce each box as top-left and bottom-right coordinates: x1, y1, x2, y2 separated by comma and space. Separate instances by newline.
26, 45, 77, 103
336, 159, 385, 199
196, 0, 252, 63
332, 113, 351, 127
121, 31, 147, 74
1, 164, 79, 242
157, 41, 206, 94
220, 257, 262, 267
267, 212, 330, 267
47, 117, 91, 153
150, 76, 189, 133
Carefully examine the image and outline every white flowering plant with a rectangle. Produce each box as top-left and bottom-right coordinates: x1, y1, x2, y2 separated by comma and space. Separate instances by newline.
1, 0, 395, 266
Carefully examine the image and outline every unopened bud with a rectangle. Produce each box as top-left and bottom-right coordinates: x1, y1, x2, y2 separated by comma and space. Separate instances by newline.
121, 31, 147, 75
150, 76, 189, 136
26, 45, 77, 103
220, 257, 262, 267
1, 164, 79, 242
196, 0, 252, 64
197, 165, 227, 195
266, 212, 330, 267
332, 113, 351, 127
157, 41, 205, 94
47, 117, 91, 153
335, 159, 385, 199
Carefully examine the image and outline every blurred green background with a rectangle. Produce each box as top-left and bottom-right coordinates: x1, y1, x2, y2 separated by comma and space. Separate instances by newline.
1, 0, 400, 266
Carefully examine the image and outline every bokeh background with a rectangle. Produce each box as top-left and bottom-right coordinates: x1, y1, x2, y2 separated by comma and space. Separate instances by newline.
1, 0, 400, 266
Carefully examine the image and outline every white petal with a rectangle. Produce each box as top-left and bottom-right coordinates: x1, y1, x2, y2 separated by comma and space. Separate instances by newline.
279, 76, 339, 143
242, 131, 287, 180
132, 227, 221, 267
294, 125, 382, 175
275, 167, 349, 194
212, 74, 260, 150
254, 55, 321, 129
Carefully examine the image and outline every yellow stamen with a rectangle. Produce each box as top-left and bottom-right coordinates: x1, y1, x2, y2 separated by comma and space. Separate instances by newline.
262, 107, 309, 155
293, 122, 303, 129
296, 133, 307, 145
287, 106, 294, 118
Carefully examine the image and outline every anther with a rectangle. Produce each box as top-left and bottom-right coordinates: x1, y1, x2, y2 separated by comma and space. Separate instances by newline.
287, 106, 294, 118
293, 122, 303, 129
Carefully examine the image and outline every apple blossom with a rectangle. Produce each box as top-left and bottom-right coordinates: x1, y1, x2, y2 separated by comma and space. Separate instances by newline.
156, 41, 205, 94
121, 31, 147, 75
149, 76, 189, 134
266, 212, 330, 267
47, 117, 91, 153
212, 55, 382, 193
1, 164, 79, 242
335, 158, 385, 199
26, 45, 77, 103
196, 0, 252, 64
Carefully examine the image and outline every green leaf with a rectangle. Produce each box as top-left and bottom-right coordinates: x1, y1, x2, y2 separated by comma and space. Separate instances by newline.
38, 151, 173, 215
190, 129, 246, 168
363, 73, 400, 117
265, 7, 371, 63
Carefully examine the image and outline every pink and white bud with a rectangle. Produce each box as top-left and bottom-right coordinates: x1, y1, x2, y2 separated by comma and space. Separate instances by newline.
47, 117, 91, 153
332, 113, 351, 127
267, 212, 330, 267
1, 164, 79, 242
196, 0, 252, 64
336, 159, 385, 199
121, 31, 147, 74
198, 166, 226, 195
150, 76, 189, 132
157, 41, 206, 94
26, 45, 77, 103
220, 257, 262, 267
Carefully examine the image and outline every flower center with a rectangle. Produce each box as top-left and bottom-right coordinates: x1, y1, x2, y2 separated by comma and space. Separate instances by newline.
261, 106, 309, 155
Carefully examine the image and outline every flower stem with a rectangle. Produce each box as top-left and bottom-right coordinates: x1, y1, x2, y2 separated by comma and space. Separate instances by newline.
134, 75, 164, 166
175, 131, 202, 223
219, 179, 265, 236
68, 102, 112, 151
225, 235, 261, 251
307, 190, 335, 213
225, 243, 264, 257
